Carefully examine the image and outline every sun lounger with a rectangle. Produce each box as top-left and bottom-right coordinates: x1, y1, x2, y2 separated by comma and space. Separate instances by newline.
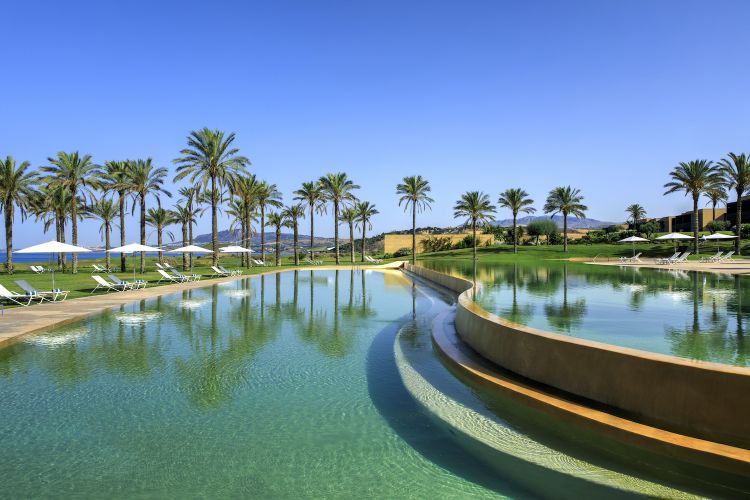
211, 266, 231, 277
365, 255, 383, 264
304, 258, 322, 265
92, 264, 112, 273
156, 269, 190, 283
619, 253, 642, 264
15, 280, 68, 301
175, 270, 201, 281
0, 283, 43, 306
718, 250, 735, 263
91, 275, 130, 293
30, 265, 51, 274
656, 252, 680, 265
108, 274, 146, 289
699, 251, 723, 263
252, 259, 267, 266
218, 265, 240, 276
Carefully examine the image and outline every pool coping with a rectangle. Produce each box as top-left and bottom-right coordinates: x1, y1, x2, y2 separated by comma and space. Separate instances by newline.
0, 262, 405, 349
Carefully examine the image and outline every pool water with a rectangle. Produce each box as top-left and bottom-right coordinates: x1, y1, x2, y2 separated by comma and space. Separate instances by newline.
421, 259, 750, 367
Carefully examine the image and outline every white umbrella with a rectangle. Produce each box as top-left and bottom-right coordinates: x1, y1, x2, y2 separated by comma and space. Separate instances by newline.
702, 233, 737, 251
168, 245, 212, 271
107, 243, 162, 281
16, 240, 91, 289
617, 236, 649, 256
655, 232, 693, 252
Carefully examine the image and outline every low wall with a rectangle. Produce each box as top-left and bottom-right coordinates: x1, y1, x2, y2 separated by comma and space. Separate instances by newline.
384, 233, 494, 255
404, 263, 750, 449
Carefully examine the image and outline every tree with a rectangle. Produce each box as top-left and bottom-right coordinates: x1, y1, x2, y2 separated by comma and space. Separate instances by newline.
174, 128, 249, 265
625, 203, 647, 232
705, 187, 728, 222
126, 158, 171, 272
294, 181, 327, 261
29, 185, 71, 271
355, 201, 378, 262
396, 175, 433, 264
526, 219, 559, 245
256, 181, 283, 263
497, 188, 535, 254
101, 161, 132, 271
319, 172, 359, 264
718, 153, 750, 255
282, 204, 305, 265
87, 198, 118, 270
640, 220, 659, 239
177, 186, 201, 269
230, 174, 260, 267
42, 151, 101, 273
173, 205, 197, 271
339, 207, 358, 264
543, 186, 587, 252
266, 212, 284, 266
664, 160, 722, 253
0, 156, 37, 273
146, 207, 176, 264
453, 191, 496, 260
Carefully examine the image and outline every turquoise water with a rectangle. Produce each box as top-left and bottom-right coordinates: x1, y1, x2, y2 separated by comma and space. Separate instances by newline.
0, 269, 740, 497
421, 260, 750, 367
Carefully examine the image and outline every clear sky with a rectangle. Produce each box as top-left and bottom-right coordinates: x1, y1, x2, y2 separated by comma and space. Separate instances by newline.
3, 0, 750, 247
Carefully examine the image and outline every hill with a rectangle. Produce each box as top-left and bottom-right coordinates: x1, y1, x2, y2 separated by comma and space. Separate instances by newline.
493, 215, 616, 230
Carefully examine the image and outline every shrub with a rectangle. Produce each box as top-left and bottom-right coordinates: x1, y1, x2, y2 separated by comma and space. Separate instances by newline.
420, 236, 453, 253
526, 219, 559, 245
639, 220, 659, 239
393, 247, 411, 258
706, 220, 731, 234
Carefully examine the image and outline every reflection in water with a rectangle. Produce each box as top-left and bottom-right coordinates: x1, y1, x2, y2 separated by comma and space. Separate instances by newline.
422, 259, 750, 366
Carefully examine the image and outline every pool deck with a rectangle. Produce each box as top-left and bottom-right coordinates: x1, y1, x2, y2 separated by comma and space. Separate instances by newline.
0, 262, 405, 348
584, 257, 750, 275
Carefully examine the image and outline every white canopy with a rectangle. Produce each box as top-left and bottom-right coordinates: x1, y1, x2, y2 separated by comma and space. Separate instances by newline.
655, 233, 693, 240
108, 243, 162, 254
702, 233, 737, 240
220, 245, 252, 253
16, 240, 91, 253
617, 236, 649, 243
169, 245, 213, 253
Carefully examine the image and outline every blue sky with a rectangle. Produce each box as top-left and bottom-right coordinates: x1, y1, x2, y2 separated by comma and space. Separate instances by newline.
3, 0, 750, 246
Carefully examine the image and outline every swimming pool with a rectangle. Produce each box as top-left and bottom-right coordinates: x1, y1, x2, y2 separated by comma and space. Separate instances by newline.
421, 259, 750, 367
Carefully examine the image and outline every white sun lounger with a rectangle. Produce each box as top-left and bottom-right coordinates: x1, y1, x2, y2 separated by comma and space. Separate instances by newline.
0, 283, 43, 306
304, 258, 322, 265
91, 275, 131, 293
15, 280, 68, 302
619, 253, 642, 264
218, 265, 240, 276
108, 274, 146, 290
718, 250, 735, 263
699, 251, 723, 263
211, 266, 231, 277
365, 255, 383, 264
252, 259, 267, 267
156, 269, 190, 283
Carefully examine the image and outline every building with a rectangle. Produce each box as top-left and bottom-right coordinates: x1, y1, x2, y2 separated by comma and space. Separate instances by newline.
658, 207, 727, 233
383, 233, 494, 255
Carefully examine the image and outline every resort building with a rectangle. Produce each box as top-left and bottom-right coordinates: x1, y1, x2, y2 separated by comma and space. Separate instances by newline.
383, 232, 494, 254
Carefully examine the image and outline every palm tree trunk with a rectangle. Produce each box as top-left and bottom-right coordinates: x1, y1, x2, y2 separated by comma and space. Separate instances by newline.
188, 219, 194, 269
211, 176, 218, 266
275, 228, 281, 266
736, 191, 743, 255
157, 228, 163, 264
411, 203, 416, 264
349, 221, 354, 264
71, 189, 78, 274
182, 222, 188, 271
472, 220, 477, 260
334, 202, 340, 265
512, 213, 517, 254
310, 208, 315, 261
104, 223, 111, 270
693, 195, 699, 254
261, 205, 266, 263
563, 212, 568, 252
140, 196, 146, 273
5, 207, 13, 274
361, 223, 366, 262
245, 209, 252, 268
119, 192, 126, 272
293, 222, 299, 265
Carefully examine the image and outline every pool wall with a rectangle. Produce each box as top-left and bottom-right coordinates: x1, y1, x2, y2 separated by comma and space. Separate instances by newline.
403, 263, 750, 450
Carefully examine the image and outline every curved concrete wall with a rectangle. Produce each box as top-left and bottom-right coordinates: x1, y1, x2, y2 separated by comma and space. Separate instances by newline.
404, 263, 750, 449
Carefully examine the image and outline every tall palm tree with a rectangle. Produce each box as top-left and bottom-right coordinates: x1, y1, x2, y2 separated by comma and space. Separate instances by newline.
294, 181, 327, 261
339, 207, 358, 264
266, 212, 284, 266
101, 160, 130, 271
319, 172, 359, 264
281, 204, 305, 265
230, 174, 260, 267
125, 158, 171, 272
177, 186, 201, 268
173, 205, 197, 271
705, 187, 727, 222
174, 128, 249, 265
453, 191, 496, 260
30, 185, 71, 271
543, 186, 587, 252
87, 198, 118, 270
718, 153, 750, 254
256, 181, 283, 263
42, 151, 101, 273
396, 175, 433, 264
664, 160, 722, 253
625, 203, 647, 233
497, 188, 535, 254
355, 201, 378, 262
0, 156, 37, 273
146, 207, 176, 264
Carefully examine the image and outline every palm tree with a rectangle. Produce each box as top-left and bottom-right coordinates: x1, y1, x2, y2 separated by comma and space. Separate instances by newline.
355, 201, 378, 262
266, 212, 284, 266
294, 181, 327, 261
497, 188, 535, 254
87, 198, 118, 270
664, 160, 722, 253
29, 185, 71, 271
0, 156, 37, 273
718, 153, 750, 254
173, 205, 197, 271
625, 203, 647, 233
174, 128, 249, 265
125, 158, 171, 272
543, 186, 587, 252
281, 204, 305, 265
101, 160, 130, 271
339, 207, 358, 264
230, 174, 260, 267
42, 151, 101, 273
453, 191, 496, 260
146, 207, 176, 264
705, 187, 727, 222
177, 186, 201, 268
319, 172, 359, 264
255, 181, 283, 263
396, 175, 433, 264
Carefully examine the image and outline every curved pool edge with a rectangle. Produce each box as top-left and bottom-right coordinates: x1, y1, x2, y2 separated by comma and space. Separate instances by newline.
0, 262, 407, 349
402, 263, 750, 453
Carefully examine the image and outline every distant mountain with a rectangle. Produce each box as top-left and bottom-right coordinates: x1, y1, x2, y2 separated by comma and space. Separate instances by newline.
193, 229, 336, 252
493, 215, 615, 230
